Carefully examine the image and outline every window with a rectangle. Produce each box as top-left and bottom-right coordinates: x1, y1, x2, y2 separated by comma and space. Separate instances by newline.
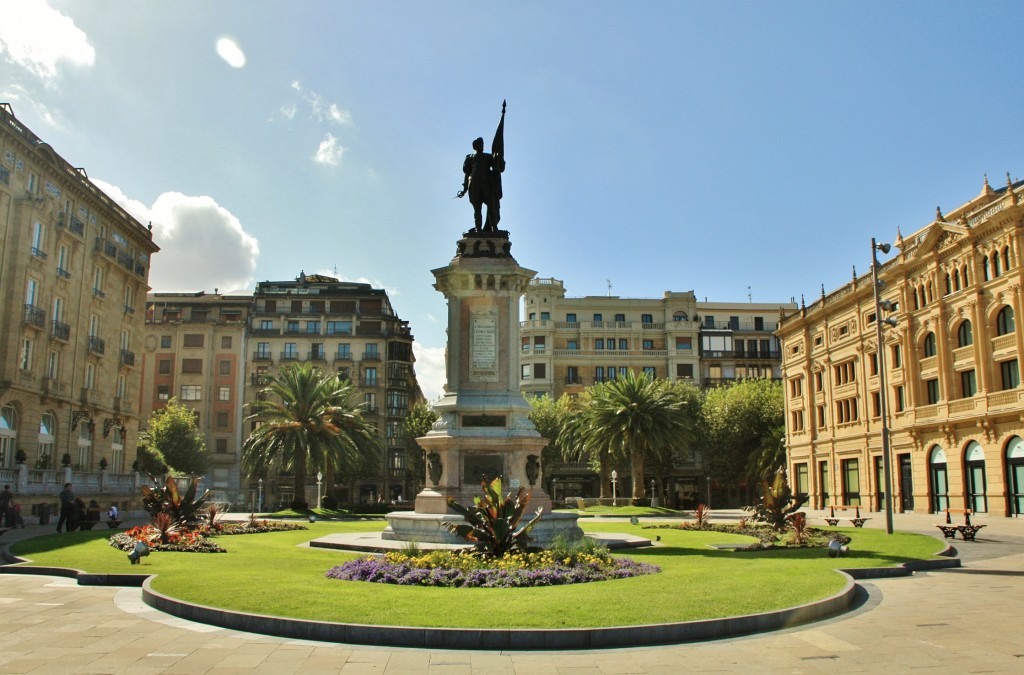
957, 321, 973, 347
337, 343, 351, 359
286, 320, 300, 333
522, 364, 532, 380
364, 393, 376, 411
219, 360, 231, 375
181, 385, 201, 400
364, 367, 377, 386
871, 392, 881, 418
157, 385, 170, 401
594, 339, 604, 349
218, 386, 231, 401
835, 397, 858, 424
533, 336, 546, 352
264, 299, 277, 312
567, 339, 578, 350
533, 363, 546, 379
181, 359, 202, 374
789, 378, 802, 398
642, 339, 654, 350
567, 366, 580, 384
46, 350, 58, 379
997, 306, 1015, 336
221, 336, 232, 349
893, 385, 904, 412
256, 342, 271, 358
183, 334, 204, 348
291, 300, 303, 313
642, 313, 653, 324
116, 374, 126, 399
833, 360, 856, 385
216, 411, 229, 428
260, 320, 274, 330
891, 344, 902, 368
283, 343, 297, 359
592, 313, 602, 322
1001, 359, 1020, 390
365, 343, 379, 358
791, 410, 804, 432
926, 378, 940, 405
595, 366, 605, 383
842, 458, 861, 506
216, 438, 228, 453
540, 312, 550, 321
160, 335, 171, 348
93, 266, 103, 294
642, 366, 655, 377
673, 312, 688, 322
614, 313, 625, 322
676, 364, 693, 379
814, 371, 823, 391
565, 313, 577, 323
306, 321, 321, 333
675, 337, 692, 350
816, 405, 826, 426
84, 363, 95, 390
794, 463, 809, 499
960, 370, 977, 398
869, 352, 878, 376
19, 338, 32, 370
923, 333, 937, 357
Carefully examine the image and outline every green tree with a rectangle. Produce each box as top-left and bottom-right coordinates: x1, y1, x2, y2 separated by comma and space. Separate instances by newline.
577, 372, 696, 502
527, 394, 574, 467
701, 378, 784, 496
243, 362, 381, 510
141, 398, 208, 476
402, 402, 438, 493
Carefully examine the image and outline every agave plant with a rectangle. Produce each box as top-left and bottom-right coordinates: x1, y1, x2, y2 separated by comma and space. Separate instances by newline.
693, 503, 712, 529
140, 476, 209, 527
748, 470, 808, 532
443, 477, 544, 558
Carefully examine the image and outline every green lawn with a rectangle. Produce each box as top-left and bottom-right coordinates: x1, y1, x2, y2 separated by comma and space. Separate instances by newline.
9, 521, 946, 629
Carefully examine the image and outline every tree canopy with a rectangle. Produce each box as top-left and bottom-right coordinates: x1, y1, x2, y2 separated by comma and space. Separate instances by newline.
141, 398, 208, 476
401, 401, 438, 493
701, 378, 784, 487
243, 362, 381, 509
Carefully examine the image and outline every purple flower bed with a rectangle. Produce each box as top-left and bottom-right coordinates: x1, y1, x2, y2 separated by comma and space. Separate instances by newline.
326, 556, 659, 588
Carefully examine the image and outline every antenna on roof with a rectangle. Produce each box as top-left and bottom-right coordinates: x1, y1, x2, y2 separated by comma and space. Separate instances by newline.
747, 286, 752, 302
606, 279, 612, 297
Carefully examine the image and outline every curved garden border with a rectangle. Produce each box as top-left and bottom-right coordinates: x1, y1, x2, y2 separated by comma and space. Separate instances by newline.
1, 541, 961, 650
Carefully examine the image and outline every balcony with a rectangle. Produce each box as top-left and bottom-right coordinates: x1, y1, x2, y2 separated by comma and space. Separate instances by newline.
701, 349, 781, 360
124, 305, 135, 315
116, 250, 133, 271
30, 246, 48, 260
50, 320, 70, 341
23, 304, 45, 329
87, 336, 105, 355
69, 216, 85, 236
565, 375, 586, 386
95, 237, 117, 258
362, 377, 379, 387
703, 377, 738, 388
280, 351, 299, 361
119, 349, 135, 367
251, 374, 270, 386
362, 351, 381, 361
308, 349, 327, 362
57, 267, 71, 279
334, 351, 353, 362
0, 165, 9, 184
386, 406, 409, 417
363, 405, 379, 415
93, 288, 106, 299
252, 351, 273, 362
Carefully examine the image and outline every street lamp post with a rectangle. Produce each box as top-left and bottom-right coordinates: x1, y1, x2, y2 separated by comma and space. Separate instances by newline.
551, 477, 558, 506
257, 478, 263, 513
316, 471, 323, 510
611, 469, 618, 506
871, 237, 896, 535
650, 478, 658, 507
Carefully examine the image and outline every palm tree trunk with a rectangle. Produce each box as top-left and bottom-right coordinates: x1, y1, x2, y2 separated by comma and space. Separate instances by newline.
631, 450, 646, 502
598, 449, 610, 499
324, 464, 337, 506
293, 452, 308, 510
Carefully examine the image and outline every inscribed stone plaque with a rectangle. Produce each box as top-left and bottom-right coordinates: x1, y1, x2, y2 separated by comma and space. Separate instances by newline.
470, 309, 499, 382
463, 454, 503, 484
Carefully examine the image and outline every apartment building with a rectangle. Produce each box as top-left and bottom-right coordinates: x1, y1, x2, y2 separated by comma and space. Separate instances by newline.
0, 103, 158, 510
247, 273, 420, 507
778, 175, 1024, 518
142, 292, 250, 504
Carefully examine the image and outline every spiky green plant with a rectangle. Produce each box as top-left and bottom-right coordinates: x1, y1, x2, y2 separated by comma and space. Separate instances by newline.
443, 477, 544, 557
748, 470, 808, 532
140, 475, 209, 527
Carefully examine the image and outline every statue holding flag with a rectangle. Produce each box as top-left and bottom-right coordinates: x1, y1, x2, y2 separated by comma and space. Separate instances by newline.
458, 101, 506, 232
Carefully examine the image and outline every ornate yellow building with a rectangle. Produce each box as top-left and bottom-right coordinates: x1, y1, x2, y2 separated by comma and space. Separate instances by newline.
778, 176, 1024, 518
0, 104, 158, 513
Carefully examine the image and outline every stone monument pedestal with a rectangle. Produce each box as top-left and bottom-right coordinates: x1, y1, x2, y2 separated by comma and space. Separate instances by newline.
385, 230, 582, 548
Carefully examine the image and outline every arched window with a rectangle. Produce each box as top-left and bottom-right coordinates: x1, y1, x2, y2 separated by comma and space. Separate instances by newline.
930, 445, 949, 512
912, 287, 920, 310
0, 405, 16, 468
944, 273, 952, 296
38, 411, 56, 469
993, 252, 1002, 277
964, 441, 987, 513
957, 320, 973, 347
1006, 436, 1024, 517
1003, 245, 1012, 272
673, 312, 688, 322
983, 256, 991, 281
962, 264, 969, 287
926, 282, 934, 303
953, 269, 961, 291
923, 332, 937, 357
997, 306, 1015, 336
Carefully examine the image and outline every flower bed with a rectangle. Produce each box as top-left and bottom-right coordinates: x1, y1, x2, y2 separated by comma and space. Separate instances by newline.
326, 549, 660, 588
643, 522, 851, 550
108, 520, 308, 554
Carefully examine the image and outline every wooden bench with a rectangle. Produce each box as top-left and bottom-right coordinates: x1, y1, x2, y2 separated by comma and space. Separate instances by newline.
824, 505, 871, 528
936, 508, 986, 541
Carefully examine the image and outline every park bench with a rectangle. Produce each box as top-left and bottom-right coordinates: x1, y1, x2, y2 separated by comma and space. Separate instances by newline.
106, 519, 122, 529
823, 504, 871, 527
936, 508, 986, 541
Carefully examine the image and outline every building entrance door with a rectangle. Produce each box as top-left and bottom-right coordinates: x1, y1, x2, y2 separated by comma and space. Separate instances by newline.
898, 453, 914, 511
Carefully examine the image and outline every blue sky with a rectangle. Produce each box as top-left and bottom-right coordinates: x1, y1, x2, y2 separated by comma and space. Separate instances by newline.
4, 1, 1024, 401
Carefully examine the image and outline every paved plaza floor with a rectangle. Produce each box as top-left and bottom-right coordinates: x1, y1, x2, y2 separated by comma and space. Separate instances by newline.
1, 510, 1021, 674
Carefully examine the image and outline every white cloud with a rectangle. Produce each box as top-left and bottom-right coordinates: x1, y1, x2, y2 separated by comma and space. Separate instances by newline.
413, 343, 446, 404
0, 0, 94, 83
289, 80, 353, 125
0, 84, 59, 127
314, 132, 344, 166
279, 104, 297, 120
215, 36, 246, 68
92, 179, 260, 293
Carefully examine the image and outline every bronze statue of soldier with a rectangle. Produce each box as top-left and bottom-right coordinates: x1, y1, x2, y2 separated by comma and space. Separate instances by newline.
457, 101, 506, 233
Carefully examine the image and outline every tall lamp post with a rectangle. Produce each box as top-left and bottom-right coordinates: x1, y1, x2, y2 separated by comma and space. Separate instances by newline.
257, 478, 263, 513
316, 471, 323, 510
611, 469, 618, 506
871, 237, 897, 535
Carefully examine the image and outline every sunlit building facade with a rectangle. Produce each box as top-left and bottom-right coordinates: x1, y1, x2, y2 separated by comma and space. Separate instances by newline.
778, 176, 1024, 518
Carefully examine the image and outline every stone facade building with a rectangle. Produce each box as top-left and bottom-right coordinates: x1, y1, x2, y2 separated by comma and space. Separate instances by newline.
778, 176, 1024, 518
519, 277, 794, 504
0, 104, 158, 513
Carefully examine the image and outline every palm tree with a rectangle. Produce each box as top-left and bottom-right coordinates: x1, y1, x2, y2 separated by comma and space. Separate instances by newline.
243, 362, 381, 509
578, 371, 695, 502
